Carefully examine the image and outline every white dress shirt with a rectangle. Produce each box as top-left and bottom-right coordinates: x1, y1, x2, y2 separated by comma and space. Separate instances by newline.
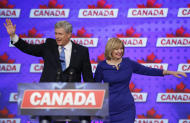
11, 35, 72, 68
11, 34, 19, 43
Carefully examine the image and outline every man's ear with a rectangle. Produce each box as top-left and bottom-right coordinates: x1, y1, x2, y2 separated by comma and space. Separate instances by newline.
68, 33, 72, 38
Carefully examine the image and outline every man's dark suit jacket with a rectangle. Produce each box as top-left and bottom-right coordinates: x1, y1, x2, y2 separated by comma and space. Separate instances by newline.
13, 38, 93, 82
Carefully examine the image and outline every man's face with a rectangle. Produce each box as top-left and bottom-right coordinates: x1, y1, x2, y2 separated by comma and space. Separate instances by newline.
55, 28, 71, 46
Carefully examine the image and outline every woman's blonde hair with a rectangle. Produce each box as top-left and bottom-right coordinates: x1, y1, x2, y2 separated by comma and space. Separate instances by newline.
105, 38, 124, 60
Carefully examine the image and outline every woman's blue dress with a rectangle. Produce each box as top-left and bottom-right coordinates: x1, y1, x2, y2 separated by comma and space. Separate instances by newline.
94, 57, 164, 123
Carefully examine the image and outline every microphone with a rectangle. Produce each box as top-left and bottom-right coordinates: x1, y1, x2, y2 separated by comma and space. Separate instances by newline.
57, 58, 65, 82
67, 68, 76, 82
56, 68, 62, 82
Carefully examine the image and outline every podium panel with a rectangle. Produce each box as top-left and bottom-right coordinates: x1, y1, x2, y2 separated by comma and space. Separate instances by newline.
17, 82, 109, 117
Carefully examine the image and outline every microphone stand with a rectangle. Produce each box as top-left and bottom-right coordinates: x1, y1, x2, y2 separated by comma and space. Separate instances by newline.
56, 68, 62, 82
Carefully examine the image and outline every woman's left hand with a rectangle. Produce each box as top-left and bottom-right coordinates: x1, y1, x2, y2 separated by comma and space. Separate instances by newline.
163, 70, 187, 78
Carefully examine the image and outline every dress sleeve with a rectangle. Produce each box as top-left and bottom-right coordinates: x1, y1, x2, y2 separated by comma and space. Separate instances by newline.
94, 63, 103, 82
129, 58, 164, 76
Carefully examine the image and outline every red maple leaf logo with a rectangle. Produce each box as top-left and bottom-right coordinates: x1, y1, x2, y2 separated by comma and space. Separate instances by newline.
88, 0, 112, 9
39, 0, 64, 9
166, 27, 190, 37
90, 59, 98, 64
19, 27, 44, 38
188, 4, 190, 8
116, 27, 142, 38
166, 82, 190, 93
97, 53, 105, 62
166, 88, 175, 93
0, 53, 15, 63
137, 0, 162, 8
90, 53, 105, 64
187, 59, 190, 64
137, 53, 162, 63
129, 81, 142, 92
72, 27, 93, 38
39, 59, 44, 64
0, 0, 15, 8
0, 107, 15, 118
137, 108, 163, 119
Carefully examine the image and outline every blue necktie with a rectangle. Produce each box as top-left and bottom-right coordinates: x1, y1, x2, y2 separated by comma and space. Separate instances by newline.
60, 47, 66, 71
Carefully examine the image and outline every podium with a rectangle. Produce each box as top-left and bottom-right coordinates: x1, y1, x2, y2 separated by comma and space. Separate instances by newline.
17, 82, 109, 122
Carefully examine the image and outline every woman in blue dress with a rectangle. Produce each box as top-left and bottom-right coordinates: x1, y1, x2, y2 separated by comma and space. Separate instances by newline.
94, 38, 187, 123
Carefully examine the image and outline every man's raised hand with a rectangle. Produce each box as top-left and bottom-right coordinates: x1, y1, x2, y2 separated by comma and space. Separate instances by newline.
4, 19, 16, 37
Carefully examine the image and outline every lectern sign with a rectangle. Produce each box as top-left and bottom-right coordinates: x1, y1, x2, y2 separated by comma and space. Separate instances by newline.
18, 83, 108, 116
21, 90, 105, 109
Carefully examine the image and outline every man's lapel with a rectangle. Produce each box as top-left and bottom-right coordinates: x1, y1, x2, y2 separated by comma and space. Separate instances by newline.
53, 44, 61, 69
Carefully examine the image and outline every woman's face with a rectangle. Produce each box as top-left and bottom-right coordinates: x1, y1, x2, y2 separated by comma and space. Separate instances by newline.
111, 47, 123, 60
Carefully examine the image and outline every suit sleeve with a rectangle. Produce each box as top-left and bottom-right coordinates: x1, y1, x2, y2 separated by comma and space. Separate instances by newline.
94, 63, 103, 82
13, 38, 46, 57
129, 58, 164, 76
82, 47, 94, 82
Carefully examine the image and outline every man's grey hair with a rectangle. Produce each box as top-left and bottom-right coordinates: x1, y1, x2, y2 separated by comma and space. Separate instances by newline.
55, 21, 72, 34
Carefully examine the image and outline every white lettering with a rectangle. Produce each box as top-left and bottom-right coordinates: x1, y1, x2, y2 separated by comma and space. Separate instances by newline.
30, 92, 41, 105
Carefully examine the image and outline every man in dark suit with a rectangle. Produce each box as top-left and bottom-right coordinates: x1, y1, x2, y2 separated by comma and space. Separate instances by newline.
4, 19, 93, 123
